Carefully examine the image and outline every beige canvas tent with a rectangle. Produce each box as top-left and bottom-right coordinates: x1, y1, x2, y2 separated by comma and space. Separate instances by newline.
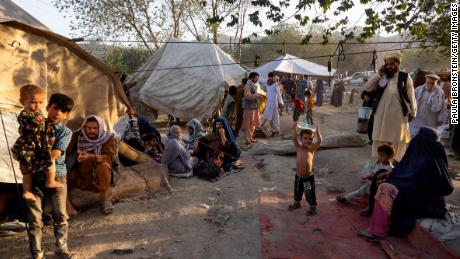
129, 39, 247, 121
0, 1, 130, 183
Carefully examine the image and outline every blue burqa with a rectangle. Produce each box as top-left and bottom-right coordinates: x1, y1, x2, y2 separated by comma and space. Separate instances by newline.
386, 126, 453, 236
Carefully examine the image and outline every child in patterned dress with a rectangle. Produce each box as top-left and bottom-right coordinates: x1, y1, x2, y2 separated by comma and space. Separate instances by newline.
12, 85, 62, 201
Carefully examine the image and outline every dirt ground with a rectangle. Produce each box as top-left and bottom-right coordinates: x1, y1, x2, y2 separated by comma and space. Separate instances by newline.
1, 86, 460, 258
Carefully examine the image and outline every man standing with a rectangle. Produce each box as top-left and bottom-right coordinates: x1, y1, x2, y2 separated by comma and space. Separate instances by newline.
296, 75, 311, 105
410, 74, 446, 136
315, 79, 324, 106
234, 78, 247, 136
364, 52, 417, 161
27, 93, 75, 259
67, 115, 116, 214
282, 74, 297, 98
242, 72, 262, 144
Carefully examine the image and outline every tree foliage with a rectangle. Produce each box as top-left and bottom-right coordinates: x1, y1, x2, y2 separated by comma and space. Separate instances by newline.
249, 0, 452, 55
103, 46, 151, 74
55, 0, 452, 55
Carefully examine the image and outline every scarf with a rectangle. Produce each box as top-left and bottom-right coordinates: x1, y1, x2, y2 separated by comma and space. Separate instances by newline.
186, 118, 204, 141
77, 115, 113, 155
161, 125, 191, 167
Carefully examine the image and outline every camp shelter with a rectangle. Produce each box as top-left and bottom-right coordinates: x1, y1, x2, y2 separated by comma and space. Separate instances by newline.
0, 6, 129, 183
252, 53, 335, 80
129, 39, 247, 121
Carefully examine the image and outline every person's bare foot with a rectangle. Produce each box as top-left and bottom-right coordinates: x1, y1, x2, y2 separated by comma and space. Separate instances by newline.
250, 139, 258, 143
23, 192, 36, 202
46, 180, 64, 189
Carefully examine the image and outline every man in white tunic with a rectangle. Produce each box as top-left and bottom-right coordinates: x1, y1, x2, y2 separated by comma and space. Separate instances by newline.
260, 72, 283, 135
410, 74, 445, 136
364, 52, 417, 161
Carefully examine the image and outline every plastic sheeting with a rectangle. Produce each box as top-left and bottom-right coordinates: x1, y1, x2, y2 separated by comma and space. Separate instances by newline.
129, 39, 247, 121
252, 53, 336, 80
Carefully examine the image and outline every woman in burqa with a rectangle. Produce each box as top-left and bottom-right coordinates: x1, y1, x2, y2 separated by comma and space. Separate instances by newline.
358, 126, 453, 239
194, 117, 241, 179
161, 125, 194, 178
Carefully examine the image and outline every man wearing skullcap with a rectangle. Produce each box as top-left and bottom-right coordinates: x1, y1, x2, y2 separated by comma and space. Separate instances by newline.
410, 74, 446, 136
364, 52, 417, 162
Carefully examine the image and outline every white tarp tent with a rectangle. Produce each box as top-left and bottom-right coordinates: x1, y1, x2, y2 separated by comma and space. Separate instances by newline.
252, 53, 335, 79
129, 39, 247, 121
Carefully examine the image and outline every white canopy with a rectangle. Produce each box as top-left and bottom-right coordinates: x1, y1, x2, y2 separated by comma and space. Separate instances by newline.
129, 39, 247, 121
252, 54, 335, 79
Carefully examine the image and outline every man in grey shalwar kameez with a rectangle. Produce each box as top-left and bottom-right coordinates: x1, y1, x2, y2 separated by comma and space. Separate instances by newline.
410, 74, 446, 136
161, 125, 195, 177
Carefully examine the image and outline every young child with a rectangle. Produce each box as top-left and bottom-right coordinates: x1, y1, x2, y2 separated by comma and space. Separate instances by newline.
336, 144, 394, 214
305, 90, 315, 125
289, 122, 322, 216
143, 133, 164, 162
12, 84, 62, 201
291, 94, 305, 122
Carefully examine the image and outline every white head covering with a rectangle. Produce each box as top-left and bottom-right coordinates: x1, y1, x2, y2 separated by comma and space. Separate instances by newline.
383, 52, 402, 63
77, 115, 113, 155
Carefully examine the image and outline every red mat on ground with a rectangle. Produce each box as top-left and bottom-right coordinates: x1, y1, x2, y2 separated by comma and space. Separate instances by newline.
260, 192, 459, 259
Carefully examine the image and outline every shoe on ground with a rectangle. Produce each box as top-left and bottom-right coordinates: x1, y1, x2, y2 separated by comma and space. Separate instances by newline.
359, 208, 371, 217
307, 206, 317, 216
56, 248, 77, 259
288, 202, 301, 211
336, 195, 348, 204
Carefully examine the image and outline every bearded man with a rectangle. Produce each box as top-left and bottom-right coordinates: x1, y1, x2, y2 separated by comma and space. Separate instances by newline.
410, 74, 446, 136
67, 115, 116, 214
364, 52, 417, 161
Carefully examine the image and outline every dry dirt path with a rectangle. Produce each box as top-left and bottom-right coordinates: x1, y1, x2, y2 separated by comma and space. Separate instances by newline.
1, 95, 460, 258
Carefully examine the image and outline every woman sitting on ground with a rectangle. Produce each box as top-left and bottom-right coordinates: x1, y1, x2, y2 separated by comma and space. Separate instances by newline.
194, 117, 240, 179
185, 118, 206, 151
122, 108, 163, 151
357, 127, 453, 239
161, 125, 194, 178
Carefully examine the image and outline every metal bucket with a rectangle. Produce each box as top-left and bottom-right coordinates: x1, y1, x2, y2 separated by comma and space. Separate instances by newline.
358, 107, 372, 119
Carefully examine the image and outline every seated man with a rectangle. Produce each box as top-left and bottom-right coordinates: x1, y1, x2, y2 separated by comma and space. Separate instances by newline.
67, 115, 116, 214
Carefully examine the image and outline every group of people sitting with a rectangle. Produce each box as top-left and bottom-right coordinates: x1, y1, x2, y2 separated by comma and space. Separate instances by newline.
119, 109, 241, 180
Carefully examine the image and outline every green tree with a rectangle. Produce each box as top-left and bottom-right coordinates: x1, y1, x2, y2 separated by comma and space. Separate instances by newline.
103, 46, 151, 74
248, 0, 453, 56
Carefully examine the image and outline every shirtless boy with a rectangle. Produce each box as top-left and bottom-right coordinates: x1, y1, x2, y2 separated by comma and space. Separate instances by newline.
289, 122, 322, 215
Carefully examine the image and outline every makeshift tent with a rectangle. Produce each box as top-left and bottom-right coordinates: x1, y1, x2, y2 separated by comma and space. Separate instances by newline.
0, 4, 130, 183
129, 39, 247, 121
252, 53, 335, 79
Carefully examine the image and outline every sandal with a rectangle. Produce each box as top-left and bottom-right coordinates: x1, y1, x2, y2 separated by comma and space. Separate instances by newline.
336, 195, 348, 204
288, 202, 301, 211
307, 206, 317, 216
357, 229, 381, 241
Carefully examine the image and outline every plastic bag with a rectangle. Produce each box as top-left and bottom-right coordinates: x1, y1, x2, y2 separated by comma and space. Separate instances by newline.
360, 160, 372, 178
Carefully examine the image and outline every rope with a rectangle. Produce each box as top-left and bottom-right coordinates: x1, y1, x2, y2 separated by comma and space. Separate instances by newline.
132, 45, 437, 72
0, 107, 34, 256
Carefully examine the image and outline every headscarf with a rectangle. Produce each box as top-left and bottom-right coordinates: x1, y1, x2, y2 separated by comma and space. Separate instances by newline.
77, 115, 113, 155
161, 125, 191, 168
387, 127, 453, 197
186, 118, 204, 141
